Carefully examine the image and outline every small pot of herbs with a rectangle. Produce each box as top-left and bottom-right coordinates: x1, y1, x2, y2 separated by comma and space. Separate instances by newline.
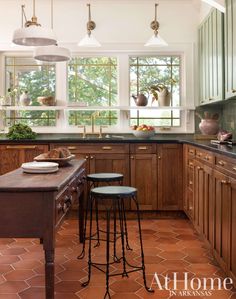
6, 124, 37, 140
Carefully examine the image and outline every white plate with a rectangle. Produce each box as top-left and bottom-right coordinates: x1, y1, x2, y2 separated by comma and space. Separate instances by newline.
22, 167, 58, 174
21, 161, 59, 170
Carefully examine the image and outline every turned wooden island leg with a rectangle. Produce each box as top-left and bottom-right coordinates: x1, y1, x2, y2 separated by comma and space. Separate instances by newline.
45, 249, 55, 299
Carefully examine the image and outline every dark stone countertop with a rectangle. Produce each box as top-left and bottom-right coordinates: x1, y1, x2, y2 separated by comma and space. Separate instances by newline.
1, 133, 236, 159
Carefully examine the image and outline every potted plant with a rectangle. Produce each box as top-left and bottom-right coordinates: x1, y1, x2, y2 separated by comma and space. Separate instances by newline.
149, 83, 171, 106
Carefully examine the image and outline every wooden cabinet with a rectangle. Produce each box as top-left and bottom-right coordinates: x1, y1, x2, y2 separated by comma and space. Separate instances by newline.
229, 176, 236, 284
194, 160, 213, 246
130, 144, 157, 210
157, 144, 183, 210
198, 8, 224, 104
183, 145, 195, 219
0, 144, 49, 175
225, 0, 236, 99
50, 143, 130, 185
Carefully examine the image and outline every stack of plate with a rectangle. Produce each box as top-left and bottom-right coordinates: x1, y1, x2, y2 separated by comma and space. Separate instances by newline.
21, 162, 59, 174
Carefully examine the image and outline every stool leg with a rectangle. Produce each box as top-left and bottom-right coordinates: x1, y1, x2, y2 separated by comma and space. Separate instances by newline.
103, 209, 111, 299
81, 194, 94, 287
118, 198, 128, 278
94, 198, 100, 248
121, 198, 132, 251
132, 195, 154, 293
113, 200, 120, 263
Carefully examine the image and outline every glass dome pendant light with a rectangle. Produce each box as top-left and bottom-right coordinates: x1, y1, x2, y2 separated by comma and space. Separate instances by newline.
34, 0, 71, 62
78, 4, 101, 47
145, 3, 168, 47
12, 0, 57, 47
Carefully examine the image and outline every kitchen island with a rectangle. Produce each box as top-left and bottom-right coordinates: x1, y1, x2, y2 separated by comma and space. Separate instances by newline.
0, 159, 86, 299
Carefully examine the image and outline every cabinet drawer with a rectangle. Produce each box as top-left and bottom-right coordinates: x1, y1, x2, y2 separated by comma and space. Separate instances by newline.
51, 143, 129, 154
195, 149, 214, 164
215, 155, 236, 176
130, 144, 156, 154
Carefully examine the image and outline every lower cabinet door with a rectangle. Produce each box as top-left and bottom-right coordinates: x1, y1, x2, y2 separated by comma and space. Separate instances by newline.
213, 170, 230, 272
130, 154, 157, 210
157, 144, 183, 210
228, 177, 236, 283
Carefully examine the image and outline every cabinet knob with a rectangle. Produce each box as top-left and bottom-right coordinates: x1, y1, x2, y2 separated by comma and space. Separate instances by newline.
158, 156, 161, 159
189, 181, 193, 185
221, 180, 230, 185
85, 155, 89, 159
232, 167, 236, 171
130, 156, 134, 159
204, 156, 209, 161
197, 166, 202, 170
90, 156, 94, 159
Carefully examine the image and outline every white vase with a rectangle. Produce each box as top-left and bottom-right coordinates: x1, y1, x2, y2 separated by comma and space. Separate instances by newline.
19, 92, 31, 106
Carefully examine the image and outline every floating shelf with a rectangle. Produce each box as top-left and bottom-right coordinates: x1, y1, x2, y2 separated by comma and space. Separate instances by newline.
0, 105, 196, 111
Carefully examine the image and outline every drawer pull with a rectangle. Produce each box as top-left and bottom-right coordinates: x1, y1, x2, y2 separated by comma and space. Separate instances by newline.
189, 150, 194, 154
130, 156, 134, 159
218, 161, 225, 166
68, 146, 76, 150
189, 181, 193, 185
204, 156, 209, 161
85, 155, 89, 159
90, 156, 94, 159
102, 146, 112, 150
189, 162, 193, 166
138, 146, 147, 150
197, 166, 202, 170
233, 167, 236, 171
6, 145, 37, 149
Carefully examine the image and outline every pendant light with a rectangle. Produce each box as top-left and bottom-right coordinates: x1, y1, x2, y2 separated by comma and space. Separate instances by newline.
34, 0, 71, 62
78, 4, 101, 47
12, 0, 57, 47
145, 3, 168, 47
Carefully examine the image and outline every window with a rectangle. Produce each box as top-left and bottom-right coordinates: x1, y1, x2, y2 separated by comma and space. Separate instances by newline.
4, 57, 56, 127
67, 57, 118, 126
129, 56, 181, 127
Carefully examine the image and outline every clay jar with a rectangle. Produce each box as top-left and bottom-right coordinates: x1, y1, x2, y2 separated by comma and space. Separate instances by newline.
199, 119, 219, 135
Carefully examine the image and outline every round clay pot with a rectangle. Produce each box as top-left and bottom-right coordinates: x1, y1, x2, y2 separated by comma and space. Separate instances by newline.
199, 119, 219, 135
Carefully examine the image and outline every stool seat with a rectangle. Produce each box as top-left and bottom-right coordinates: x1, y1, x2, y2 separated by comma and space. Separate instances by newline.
87, 173, 123, 182
91, 186, 137, 197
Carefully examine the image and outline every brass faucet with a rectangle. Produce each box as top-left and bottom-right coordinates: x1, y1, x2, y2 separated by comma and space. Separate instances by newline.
91, 111, 100, 134
78, 125, 86, 138
99, 126, 108, 138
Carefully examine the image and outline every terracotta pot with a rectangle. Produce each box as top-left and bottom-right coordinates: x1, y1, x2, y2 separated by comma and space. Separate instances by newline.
199, 119, 219, 135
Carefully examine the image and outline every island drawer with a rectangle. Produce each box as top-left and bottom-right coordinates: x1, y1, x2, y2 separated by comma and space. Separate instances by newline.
215, 154, 236, 176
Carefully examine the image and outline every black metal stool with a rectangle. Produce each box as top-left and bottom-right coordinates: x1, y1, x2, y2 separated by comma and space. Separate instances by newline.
82, 186, 153, 299
78, 173, 131, 260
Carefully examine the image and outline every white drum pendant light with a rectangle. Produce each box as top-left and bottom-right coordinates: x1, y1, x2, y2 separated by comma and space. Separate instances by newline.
12, 1, 57, 47
34, 0, 71, 62
145, 3, 168, 47
78, 4, 101, 47
34, 45, 71, 62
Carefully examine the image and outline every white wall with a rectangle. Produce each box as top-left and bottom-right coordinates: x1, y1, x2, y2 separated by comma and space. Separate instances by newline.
0, 0, 200, 49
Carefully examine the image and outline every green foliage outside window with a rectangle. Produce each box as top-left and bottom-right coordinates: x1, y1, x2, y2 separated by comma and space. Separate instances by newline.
68, 57, 118, 126
129, 56, 181, 127
5, 57, 56, 127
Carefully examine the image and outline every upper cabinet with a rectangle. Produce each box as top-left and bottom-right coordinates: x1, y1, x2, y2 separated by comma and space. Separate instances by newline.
225, 0, 236, 99
199, 9, 224, 105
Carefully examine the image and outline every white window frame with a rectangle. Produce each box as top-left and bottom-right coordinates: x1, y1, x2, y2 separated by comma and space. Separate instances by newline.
0, 42, 196, 134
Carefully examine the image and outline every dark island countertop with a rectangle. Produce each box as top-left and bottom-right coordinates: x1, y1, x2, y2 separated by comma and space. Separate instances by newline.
1, 133, 236, 159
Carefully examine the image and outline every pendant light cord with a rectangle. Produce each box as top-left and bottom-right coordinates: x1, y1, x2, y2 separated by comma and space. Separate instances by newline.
33, 0, 36, 17
88, 4, 91, 22
155, 3, 158, 22
51, 0, 54, 29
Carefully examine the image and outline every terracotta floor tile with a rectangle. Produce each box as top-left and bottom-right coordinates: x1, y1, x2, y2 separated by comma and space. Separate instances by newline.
0, 281, 28, 293
0, 218, 235, 299
4, 269, 35, 281
19, 287, 45, 299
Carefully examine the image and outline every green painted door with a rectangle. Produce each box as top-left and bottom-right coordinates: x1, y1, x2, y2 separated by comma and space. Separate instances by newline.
199, 9, 224, 105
